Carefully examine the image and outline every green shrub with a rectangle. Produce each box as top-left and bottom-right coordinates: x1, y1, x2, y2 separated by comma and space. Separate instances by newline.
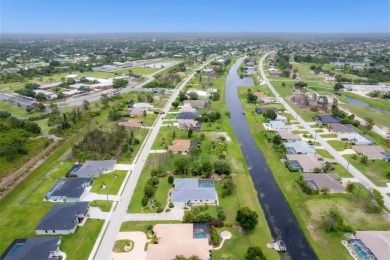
169, 202, 174, 208
210, 226, 220, 246
168, 175, 174, 184
141, 196, 149, 207
156, 207, 164, 213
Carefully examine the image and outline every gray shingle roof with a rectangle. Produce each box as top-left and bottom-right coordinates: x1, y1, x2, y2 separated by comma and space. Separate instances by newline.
176, 112, 199, 120
6, 237, 61, 260
50, 178, 92, 199
171, 178, 216, 203
35, 202, 89, 231
77, 160, 116, 178
317, 115, 340, 124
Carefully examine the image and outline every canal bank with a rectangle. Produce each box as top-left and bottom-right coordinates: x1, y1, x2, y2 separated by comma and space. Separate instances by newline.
225, 57, 317, 260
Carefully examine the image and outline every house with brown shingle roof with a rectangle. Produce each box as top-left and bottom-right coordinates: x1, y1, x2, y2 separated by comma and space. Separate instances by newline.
118, 119, 143, 129
168, 140, 191, 154
277, 130, 302, 142
253, 92, 271, 104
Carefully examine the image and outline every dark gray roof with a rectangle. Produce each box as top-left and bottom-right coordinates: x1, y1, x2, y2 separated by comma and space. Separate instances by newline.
329, 123, 359, 133
50, 178, 92, 199
77, 160, 116, 178
5, 237, 61, 260
176, 112, 199, 120
317, 115, 339, 124
35, 202, 89, 231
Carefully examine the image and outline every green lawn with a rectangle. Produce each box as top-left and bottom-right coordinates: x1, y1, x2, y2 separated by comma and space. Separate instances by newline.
343, 92, 390, 111
320, 134, 338, 138
291, 62, 323, 80
89, 200, 113, 212
90, 170, 128, 195
269, 81, 294, 97
61, 219, 104, 260
120, 221, 181, 233
343, 154, 390, 187
327, 140, 351, 151
115, 67, 160, 75
339, 100, 390, 129
0, 101, 46, 119
315, 149, 334, 159
239, 85, 390, 259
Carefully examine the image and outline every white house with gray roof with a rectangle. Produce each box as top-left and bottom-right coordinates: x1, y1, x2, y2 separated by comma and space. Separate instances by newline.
45, 178, 92, 202
171, 178, 217, 206
35, 202, 89, 235
76, 160, 116, 178
2, 237, 62, 260
285, 140, 316, 154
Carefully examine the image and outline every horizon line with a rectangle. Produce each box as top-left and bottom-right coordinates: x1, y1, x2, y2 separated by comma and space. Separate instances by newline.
1, 32, 389, 35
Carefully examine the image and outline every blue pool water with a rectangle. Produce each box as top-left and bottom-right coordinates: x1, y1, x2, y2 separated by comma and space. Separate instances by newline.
264, 123, 271, 127
194, 232, 208, 239
6, 243, 23, 257
200, 183, 213, 188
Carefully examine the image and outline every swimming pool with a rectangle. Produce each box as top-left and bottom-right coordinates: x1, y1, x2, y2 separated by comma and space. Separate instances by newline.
194, 231, 208, 239
200, 183, 213, 188
5, 243, 23, 258
349, 239, 376, 260
263, 123, 272, 130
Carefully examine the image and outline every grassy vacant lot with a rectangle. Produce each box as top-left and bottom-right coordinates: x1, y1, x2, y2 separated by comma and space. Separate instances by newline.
341, 103, 390, 129
120, 221, 181, 233
90, 170, 128, 195
269, 81, 294, 97
306, 82, 335, 95
343, 154, 390, 187
291, 62, 323, 80
327, 140, 351, 151
0, 101, 46, 119
315, 149, 334, 159
239, 88, 390, 260
89, 200, 113, 212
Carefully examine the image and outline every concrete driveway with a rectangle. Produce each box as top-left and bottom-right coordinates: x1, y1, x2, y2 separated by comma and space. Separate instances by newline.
111, 232, 148, 260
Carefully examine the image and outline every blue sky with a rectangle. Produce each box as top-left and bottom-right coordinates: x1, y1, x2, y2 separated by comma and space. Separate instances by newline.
1, 0, 389, 33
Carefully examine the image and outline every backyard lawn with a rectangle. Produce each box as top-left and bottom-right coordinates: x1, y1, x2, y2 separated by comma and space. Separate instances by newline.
61, 219, 104, 260
90, 170, 128, 195
343, 154, 390, 187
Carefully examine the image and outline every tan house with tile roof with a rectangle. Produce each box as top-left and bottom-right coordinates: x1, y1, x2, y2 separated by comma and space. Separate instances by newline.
168, 140, 191, 154
146, 224, 210, 260
118, 119, 143, 129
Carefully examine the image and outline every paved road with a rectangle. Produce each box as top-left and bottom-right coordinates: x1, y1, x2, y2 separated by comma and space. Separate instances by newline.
91, 59, 213, 260
259, 52, 390, 209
